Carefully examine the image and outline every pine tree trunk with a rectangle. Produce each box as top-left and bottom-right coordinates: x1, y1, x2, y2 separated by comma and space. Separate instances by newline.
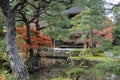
25, 23, 34, 58
25, 23, 41, 72
6, 12, 30, 80
0, 0, 30, 80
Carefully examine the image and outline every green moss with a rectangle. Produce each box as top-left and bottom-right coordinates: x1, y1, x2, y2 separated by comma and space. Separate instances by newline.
85, 56, 114, 61
70, 50, 82, 56
70, 55, 116, 62
70, 56, 81, 60
52, 78, 72, 80
66, 68, 87, 76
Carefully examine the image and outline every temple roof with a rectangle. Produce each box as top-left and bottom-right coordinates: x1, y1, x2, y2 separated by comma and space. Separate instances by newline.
62, 6, 88, 15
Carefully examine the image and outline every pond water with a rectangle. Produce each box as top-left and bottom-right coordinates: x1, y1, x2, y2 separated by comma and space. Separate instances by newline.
30, 59, 120, 80
30, 59, 69, 80
30, 51, 120, 80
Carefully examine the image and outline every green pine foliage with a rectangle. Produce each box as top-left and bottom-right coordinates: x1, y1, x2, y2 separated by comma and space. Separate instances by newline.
0, 69, 15, 80
112, 6, 120, 45
112, 46, 120, 56
95, 61, 120, 75
0, 38, 6, 53
100, 38, 112, 51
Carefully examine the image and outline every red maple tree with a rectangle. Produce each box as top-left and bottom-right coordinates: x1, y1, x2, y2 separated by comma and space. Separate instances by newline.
16, 25, 53, 52
99, 26, 114, 41
84, 26, 114, 48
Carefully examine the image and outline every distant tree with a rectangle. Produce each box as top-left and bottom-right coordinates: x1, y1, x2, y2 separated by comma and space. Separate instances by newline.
113, 27, 120, 45
112, 5, 120, 45
43, 26, 70, 46
65, 0, 106, 48
102, 1, 120, 46
70, 9, 105, 48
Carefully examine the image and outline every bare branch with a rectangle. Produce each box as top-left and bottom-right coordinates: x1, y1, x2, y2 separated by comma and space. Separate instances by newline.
106, 2, 120, 10
36, 24, 52, 31
28, 2, 45, 23
112, 3, 120, 9
57, 0, 73, 4
18, 9, 27, 22
43, 0, 73, 4
12, 0, 27, 12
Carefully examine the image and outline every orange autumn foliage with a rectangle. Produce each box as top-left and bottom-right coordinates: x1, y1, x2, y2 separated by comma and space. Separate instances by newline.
0, 77, 5, 80
99, 26, 115, 41
16, 25, 53, 52
84, 26, 114, 47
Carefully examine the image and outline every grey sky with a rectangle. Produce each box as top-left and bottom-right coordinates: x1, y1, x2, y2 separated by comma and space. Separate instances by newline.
105, 0, 120, 20
106, 0, 120, 4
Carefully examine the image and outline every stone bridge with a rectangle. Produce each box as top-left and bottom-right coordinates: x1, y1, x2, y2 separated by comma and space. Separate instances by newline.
44, 48, 83, 56
40, 48, 83, 60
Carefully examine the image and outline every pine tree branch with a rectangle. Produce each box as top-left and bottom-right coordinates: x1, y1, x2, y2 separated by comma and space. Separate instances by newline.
0, 0, 9, 16
12, 0, 27, 12
112, 3, 120, 9
26, 2, 37, 9
44, 0, 73, 4
18, 9, 27, 22
28, 2, 45, 23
